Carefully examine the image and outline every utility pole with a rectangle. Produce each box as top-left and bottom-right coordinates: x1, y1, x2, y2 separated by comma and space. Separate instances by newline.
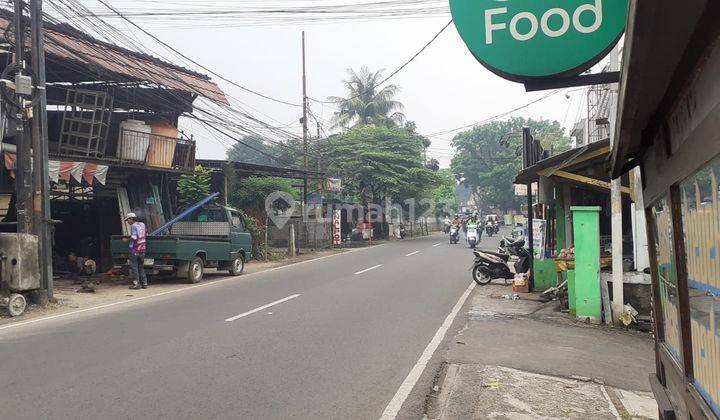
30, 0, 53, 297
13, 0, 32, 236
301, 31, 309, 205
522, 127, 535, 290
316, 121, 322, 194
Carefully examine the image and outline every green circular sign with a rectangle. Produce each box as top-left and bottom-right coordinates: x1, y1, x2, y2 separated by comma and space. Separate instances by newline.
450, 0, 628, 81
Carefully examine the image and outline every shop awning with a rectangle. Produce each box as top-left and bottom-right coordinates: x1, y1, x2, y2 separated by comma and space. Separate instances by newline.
515, 139, 610, 184
609, 0, 708, 178
514, 139, 631, 195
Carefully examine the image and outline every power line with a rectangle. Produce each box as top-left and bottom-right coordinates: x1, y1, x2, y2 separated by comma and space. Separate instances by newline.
95, 0, 302, 107
69, 1, 450, 28
41, 0, 328, 167
424, 89, 565, 138
309, 18, 453, 106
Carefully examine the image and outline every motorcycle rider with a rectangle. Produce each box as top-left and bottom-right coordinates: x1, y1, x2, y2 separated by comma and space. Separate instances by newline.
443, 216, 451, 233
468, 214, 482, 239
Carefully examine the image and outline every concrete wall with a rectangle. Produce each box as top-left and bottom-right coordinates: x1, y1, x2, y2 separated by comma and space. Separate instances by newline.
268, 219, 332, 250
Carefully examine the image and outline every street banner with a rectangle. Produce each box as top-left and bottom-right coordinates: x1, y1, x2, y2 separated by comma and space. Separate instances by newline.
532, 219, 547, 260
332, 210, 342, 246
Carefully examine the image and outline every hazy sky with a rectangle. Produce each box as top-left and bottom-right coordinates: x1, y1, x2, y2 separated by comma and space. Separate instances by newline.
99, 5, 594, 167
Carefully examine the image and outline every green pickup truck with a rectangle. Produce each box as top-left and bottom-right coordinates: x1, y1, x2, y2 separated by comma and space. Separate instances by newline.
111, 206, 252, 283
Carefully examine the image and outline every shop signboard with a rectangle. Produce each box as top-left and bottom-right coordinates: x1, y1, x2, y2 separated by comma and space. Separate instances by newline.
333, 210, 342, 246
449, 0, 629, 82
532, 218, 547, 260
514, 182, 538, 196
325, 178, 342, 192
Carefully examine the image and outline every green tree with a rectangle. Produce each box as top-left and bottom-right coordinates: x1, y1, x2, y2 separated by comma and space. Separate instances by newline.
177, 165, 212, 209
450, 117, 570, 212
328, 66, 405, 129
227, 176, 300, 260
323, 125, 440, 206
226, 135, 280, 166
229, 177, 299, 219
432, 169, 460, 217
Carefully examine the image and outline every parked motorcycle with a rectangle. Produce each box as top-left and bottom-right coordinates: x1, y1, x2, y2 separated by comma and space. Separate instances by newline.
471, 238, 531, 286
399, 224, 406, 239
466, 224, 480, 249
449, 225, 460, 244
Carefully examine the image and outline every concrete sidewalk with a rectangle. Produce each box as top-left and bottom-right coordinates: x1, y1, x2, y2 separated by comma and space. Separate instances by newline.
423, 284, 658, 419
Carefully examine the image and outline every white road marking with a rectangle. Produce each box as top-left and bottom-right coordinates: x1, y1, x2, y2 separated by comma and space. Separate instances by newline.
354, 264, 383, 275
225, 294, 301, 322
0, 245, 387, 334
433, 243, 441, 247
405, 251, 420, 257
379, 281, 476, 420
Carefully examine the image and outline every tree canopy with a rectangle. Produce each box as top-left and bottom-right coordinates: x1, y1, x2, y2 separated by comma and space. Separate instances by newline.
328, 66, 405, 129
450, 117, 570, 212
432, 169, 460, 217
323, 125, 441, 206
177, 165, 212, 209
229, 176, 299, 218
226, 135, 280, 166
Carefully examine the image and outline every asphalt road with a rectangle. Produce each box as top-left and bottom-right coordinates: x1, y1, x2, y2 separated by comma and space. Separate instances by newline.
0, 231, 503, 420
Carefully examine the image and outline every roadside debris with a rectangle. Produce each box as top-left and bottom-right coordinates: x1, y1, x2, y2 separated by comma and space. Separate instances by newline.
619, 304, 640, 327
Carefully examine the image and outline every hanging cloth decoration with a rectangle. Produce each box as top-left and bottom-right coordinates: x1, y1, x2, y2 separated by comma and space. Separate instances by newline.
59, 161, 73, 183
4, 153, 109, 185
82, 163, 97, 185
93, 165, 108, 185
48, 160, 60, 183
70, 162, 86, 183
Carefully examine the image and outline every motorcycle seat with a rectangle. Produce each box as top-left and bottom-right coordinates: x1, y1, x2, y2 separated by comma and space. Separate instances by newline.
475, 250, 510, 262
505, 238, 525, 248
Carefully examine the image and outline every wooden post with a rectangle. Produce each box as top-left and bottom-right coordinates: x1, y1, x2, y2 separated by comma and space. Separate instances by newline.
600, 275, 613, 325
264, 215, 269, 262
563, 185, 573, 248
288, 224, 296, 257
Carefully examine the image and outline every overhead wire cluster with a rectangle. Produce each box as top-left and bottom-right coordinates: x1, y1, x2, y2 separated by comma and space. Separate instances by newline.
18, 0, 320, 168
67, 0, 450, 29
4, 0, 567, 169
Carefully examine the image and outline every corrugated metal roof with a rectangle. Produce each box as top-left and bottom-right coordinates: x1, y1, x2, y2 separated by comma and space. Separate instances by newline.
514, 139, 611, 185
0, 15, 228, 104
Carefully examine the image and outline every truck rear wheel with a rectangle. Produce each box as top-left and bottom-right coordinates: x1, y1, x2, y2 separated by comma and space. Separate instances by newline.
187, 257, 204, 284
228, 256, 244, 276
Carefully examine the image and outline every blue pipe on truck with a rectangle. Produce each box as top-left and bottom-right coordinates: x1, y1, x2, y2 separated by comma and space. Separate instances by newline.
149, 192, 220, 237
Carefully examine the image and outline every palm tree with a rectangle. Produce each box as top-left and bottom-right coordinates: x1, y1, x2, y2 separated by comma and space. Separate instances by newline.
329, 66, 406, 129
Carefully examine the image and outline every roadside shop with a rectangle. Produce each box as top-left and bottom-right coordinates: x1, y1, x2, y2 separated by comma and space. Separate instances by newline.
609, 2, 720, 418
514, 138, 651, 323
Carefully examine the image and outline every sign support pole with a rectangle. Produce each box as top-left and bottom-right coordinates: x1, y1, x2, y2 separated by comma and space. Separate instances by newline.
608, 45, 624, 324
